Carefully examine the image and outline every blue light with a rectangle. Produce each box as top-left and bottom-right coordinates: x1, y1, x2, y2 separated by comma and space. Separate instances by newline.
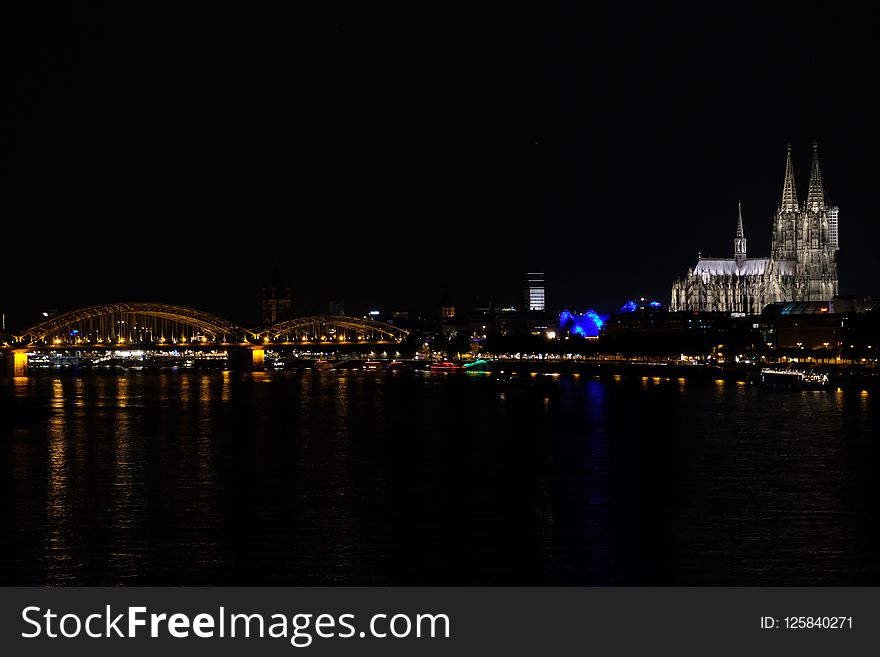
559, 309, 609, 338
584, 310, 605, 330
69, 329, 79, 336
620, 300, 638, 313
649, 301, 662, 308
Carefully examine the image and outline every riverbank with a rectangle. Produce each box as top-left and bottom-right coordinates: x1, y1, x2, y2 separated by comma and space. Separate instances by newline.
462, 358, 880, 390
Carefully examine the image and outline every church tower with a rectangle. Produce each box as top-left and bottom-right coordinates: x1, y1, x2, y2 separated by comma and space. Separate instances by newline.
796, 141, 838, 301
734, 201, 747, 268
670, 142, 840, 315
772, 144, 799, 261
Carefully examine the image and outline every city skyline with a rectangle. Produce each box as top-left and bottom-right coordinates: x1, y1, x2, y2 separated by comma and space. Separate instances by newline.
4, 2, 880, 608
2, 4, 877, 324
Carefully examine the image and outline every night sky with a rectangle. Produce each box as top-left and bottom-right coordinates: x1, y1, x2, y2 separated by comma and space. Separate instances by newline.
2, 3, 877, 327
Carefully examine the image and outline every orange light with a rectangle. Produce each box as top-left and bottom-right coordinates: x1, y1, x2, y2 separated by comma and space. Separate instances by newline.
251, 348, 265, 370
13, 351, 28, 376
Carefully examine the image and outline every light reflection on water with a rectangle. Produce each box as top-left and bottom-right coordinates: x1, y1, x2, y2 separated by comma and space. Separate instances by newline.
1, 371, 879, 585
45, 390, 73, 584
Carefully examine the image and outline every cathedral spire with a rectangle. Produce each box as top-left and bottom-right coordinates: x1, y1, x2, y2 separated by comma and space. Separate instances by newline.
736, 200, 744, 239
734, 201, 747, 267
780, 143, 799, 213
806, 140, 826, 211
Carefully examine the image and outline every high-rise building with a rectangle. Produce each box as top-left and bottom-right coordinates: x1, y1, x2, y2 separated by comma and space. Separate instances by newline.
670, 143, 839, 314
524, 272, 545, 311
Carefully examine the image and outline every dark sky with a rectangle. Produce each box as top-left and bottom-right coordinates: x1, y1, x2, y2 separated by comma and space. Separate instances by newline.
2, 2, 877, 327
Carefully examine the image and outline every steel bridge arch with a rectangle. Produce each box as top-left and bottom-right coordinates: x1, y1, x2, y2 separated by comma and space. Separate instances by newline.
259, 315, 409, 342
15, 302, 255, 344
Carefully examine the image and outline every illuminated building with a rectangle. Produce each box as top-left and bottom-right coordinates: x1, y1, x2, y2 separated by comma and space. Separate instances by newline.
671, 143, 839, 314
524, 272, 545, 311
559, 309, 608, 338
560, 300, 661, 338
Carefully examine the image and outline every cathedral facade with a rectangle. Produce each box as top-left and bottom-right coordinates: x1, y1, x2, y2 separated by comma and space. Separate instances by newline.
670, 143, 839, 315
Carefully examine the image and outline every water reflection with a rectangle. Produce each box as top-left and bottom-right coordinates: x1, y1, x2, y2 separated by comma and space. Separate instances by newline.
192, 374, 220, 573
583, 380, 611, 580
1, 372, 878, 585
221, 370, 231, 403
179, 374, 192, 405
328, 374, 354, 577
12, 375, 31, 398
44, 380, 74, 584
108, 374, 142, 580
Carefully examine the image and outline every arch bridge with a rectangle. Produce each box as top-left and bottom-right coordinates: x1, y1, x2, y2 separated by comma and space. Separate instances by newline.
258, 315, 408, 344
5, 303, 409, 349
11, 302, 257, 346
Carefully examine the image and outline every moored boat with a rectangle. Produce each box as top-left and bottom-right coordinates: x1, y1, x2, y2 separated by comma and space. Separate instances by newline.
760, 367, 829, 389
428, 360, 464, 372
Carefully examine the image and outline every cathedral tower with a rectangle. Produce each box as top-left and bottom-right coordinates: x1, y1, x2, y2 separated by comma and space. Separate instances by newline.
734, 201, 747, 268
796, 141, 838, 301
671, 142, 840, 315
772, 144, 799, 261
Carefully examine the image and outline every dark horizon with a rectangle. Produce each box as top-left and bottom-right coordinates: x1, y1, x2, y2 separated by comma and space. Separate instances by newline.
2, 3, 878, 328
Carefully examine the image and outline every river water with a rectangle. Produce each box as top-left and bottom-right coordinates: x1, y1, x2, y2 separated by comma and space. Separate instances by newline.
1, 370, 877, 585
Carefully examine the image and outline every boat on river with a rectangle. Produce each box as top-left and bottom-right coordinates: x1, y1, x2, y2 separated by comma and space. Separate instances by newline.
428, 360, 464, 373
760, 367, 829, 389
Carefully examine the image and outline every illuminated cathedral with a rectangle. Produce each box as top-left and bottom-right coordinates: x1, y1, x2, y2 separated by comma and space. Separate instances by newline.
670, 143, 839, 315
